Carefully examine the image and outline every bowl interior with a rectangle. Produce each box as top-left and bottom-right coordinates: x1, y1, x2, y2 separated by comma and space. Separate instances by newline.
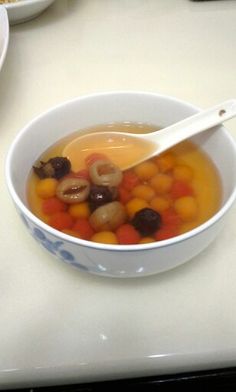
7, 92, 236, 217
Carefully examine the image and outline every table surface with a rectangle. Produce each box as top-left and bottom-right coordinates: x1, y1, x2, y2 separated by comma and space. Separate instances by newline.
1, 0, 236, 389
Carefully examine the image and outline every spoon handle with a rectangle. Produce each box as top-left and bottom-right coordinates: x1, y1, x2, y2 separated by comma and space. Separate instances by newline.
146, 99, 236, 154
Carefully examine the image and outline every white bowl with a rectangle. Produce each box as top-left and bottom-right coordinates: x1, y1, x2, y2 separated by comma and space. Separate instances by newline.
5, 92, 236, 278
3, 0, 55, 25
0, 5, 9, 71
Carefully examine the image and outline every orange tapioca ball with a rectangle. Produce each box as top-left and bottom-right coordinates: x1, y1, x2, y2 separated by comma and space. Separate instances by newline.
118, 186, 132, 204
121, 170, 140, 191
42, 197, 67, 215
174, 196, 198, 222
116, 224, 141, 245
73, 218, 95, 240
125, 198, 149, 218
161, 208, 181, 227
153, 152, 176, 173
155, 225, 179, 241
132, 184, 155, 202
91, 231, 118, 245
170, 180, 194, 199
36, 178, 58, 199
49, 212, 74, 231
133, 161, 158, 180
62, 229, 82, 239
149, 173, 173, 194
150, 196, 171, 213
172, 164, 193, 182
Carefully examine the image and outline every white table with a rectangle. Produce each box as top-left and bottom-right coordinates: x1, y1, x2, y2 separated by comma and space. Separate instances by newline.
1, 0, 236, 389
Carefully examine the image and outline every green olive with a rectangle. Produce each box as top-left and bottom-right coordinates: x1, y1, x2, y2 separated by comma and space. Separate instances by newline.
89, 201, 127, 231
89, 159, 123, 187
56, 178, 90, 204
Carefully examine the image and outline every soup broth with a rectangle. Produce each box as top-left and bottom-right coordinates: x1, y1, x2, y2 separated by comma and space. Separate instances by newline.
27, 122, 222, 244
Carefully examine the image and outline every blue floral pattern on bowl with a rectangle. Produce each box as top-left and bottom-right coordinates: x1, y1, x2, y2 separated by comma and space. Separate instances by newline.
20, 213, 89, 271
19, 212, 120, 276
33, 227, 89, 270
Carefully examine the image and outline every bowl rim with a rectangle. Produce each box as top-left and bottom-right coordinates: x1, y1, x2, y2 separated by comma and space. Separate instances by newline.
5, 90, 236, 252
2, 0, 55, 10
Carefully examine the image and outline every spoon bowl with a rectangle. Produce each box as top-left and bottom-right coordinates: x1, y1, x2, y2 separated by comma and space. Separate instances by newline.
63, 99, 236, 171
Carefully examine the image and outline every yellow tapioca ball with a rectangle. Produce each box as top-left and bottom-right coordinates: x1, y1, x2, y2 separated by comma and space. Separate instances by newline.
139, 237, 155, 244
173, 165, 193, 182
132, 184, 155, 202
126, 198, 149, 218
68, 202, 90, 219
149, 173, 173, 194
153, 152, 176, 173
150, 196, 170, 213
91, 231, 118, 244
36, 178, 58, 199
134, 161, 158, 180
174, 196, 198, 222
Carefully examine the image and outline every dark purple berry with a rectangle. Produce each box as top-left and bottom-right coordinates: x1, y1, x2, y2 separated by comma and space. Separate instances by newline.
131, 208, 162, 236
33, 157, 71, 179
88, 185, 114, 211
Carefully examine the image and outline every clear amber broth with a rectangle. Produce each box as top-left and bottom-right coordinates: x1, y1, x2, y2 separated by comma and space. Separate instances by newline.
27, 122, 222, 237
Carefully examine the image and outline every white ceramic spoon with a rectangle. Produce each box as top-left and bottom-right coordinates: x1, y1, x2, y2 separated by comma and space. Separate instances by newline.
63, 100, 236, 171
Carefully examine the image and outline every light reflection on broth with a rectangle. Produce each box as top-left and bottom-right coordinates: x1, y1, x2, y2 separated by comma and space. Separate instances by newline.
63, 132, 156, 172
